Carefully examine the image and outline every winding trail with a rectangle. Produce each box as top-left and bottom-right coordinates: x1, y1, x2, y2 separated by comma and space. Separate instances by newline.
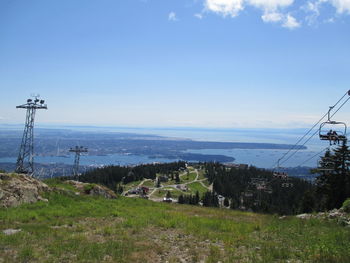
124, 168, 210, 201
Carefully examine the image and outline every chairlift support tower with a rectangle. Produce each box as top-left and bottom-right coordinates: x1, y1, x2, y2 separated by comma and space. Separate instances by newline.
69, 146, 88, 178
15, 96, 47, 176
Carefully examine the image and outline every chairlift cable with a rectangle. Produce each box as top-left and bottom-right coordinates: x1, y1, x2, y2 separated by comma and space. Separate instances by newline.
296, 147, 329, 167
280, 129, 319, 166
271, 112, 328, 168
272, 90, 350, 168
281, 96, 350, 166
330, 96, 350, 120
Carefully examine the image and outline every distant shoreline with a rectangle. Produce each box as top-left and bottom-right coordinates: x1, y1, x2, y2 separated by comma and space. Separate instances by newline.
0, 127, 313, 170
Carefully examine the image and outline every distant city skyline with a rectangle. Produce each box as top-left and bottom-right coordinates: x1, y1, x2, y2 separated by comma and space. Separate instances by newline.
1, 0, 349, 128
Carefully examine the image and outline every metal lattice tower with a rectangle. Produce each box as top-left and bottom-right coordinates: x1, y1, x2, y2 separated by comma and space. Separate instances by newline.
69, 146, 88, 178
16, 96, 47, 176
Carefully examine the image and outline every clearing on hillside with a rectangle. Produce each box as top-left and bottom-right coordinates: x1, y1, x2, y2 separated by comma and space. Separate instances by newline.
1, 180, 350, 262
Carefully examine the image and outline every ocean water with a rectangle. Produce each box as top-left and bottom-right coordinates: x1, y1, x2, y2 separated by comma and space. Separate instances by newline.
0, 154, 177, 167
185, 148, 320, 168
0, 127, 330, 168
87, 127, 326, 168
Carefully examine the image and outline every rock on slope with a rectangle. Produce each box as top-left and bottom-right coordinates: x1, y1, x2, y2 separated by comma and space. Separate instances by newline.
296, 209, 350, 227
0, 173, 50, 208
65, 180, 117, 199
0, 174, 117, 208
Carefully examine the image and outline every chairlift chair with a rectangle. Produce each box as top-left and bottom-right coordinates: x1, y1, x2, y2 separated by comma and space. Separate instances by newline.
256, 184, 266, 191
273, 172, 288, 179
319, 106, 347, 144
244, 191, 254, 197
264, 187, 273, 194
317, 157, 335, 172
273, 159, 289, 179
282, 182, 293, 188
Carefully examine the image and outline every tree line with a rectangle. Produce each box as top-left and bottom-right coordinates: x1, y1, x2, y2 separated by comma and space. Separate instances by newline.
199, 142, 350, 214
62, 142, 350, 215
201, 163, 313, 214
66, 161, 186, 191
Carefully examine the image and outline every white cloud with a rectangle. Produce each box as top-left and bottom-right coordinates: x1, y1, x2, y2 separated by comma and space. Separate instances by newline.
168, 12, 178, 21
324, 17, 335, 22
205, 0, 244, 17
205, 0, 296, 26
303, 1, 321, 25
302, 0, 350, 25
306, 1, 321, 14
194, 13, 204, 19
282, 13, 301, 28
328, 0, 350, 14
261, 11, 300, 28
248, 0, 294, 11
262, 11, 283, 22
203, 0, 350, 28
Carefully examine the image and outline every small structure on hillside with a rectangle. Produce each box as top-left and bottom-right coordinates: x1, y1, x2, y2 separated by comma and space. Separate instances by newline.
163, 197, 173, 203
218, 195, 225, 207
128, 186, 149, 195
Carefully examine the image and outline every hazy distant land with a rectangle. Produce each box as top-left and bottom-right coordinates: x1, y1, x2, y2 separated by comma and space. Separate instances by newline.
0, 128, 306, 161
0, 127, 313, 177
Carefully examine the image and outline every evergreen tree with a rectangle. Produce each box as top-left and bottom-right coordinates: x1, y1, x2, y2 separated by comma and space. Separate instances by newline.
202, 191, 212, 207
156, 178, 161, 188
175, 172, 180, 183
224, 197, 229, 207
316, 141, 350, 210
204, 162, 313, 214
74, 162, 186, 190
195, 191, 200, 205
116, 184, 124, 194
299, 190, 315, 213
178, 194, 184, 204
211, 192, 219, 207
230, 198, 236, 209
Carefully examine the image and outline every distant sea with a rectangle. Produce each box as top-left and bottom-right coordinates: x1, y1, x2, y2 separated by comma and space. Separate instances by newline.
81, 126, 324, 168
0, 154, 177, 168
0, 126, 327, 168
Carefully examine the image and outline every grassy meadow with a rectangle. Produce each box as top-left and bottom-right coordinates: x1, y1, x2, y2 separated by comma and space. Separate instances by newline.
187, 182, 208, 195
0, 182, 350, 262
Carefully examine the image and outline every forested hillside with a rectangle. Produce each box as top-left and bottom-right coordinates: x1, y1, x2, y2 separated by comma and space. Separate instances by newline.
74, 161, 187, 190
62, 141, 350, 216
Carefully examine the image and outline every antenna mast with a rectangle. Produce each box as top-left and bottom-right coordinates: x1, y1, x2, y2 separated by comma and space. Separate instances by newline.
15, 95, 47, 176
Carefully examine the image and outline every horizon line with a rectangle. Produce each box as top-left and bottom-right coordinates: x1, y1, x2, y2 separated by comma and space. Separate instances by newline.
0, 123, 312, 131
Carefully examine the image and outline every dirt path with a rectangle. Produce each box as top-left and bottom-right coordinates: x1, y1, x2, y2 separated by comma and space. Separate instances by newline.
198, 179, 211, 190
138, 179, 146, 187
124, 168, 210, 201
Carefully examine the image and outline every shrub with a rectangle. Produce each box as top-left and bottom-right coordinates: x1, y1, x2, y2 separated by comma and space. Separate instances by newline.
341, 198, 350, 213
83, 183, 96, 194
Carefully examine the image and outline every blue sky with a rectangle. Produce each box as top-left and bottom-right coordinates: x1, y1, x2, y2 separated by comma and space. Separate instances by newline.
0, 0, 349, 128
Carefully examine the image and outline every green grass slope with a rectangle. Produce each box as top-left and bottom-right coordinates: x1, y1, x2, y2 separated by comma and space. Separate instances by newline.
0, 185, 349, 262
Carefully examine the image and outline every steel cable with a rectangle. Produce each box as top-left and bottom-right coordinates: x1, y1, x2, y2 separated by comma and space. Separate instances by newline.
272, 90, 350, 168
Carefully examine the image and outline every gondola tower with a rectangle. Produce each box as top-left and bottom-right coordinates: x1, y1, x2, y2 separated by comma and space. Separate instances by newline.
16, 96, 47, 175
69, 146, 88, 178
